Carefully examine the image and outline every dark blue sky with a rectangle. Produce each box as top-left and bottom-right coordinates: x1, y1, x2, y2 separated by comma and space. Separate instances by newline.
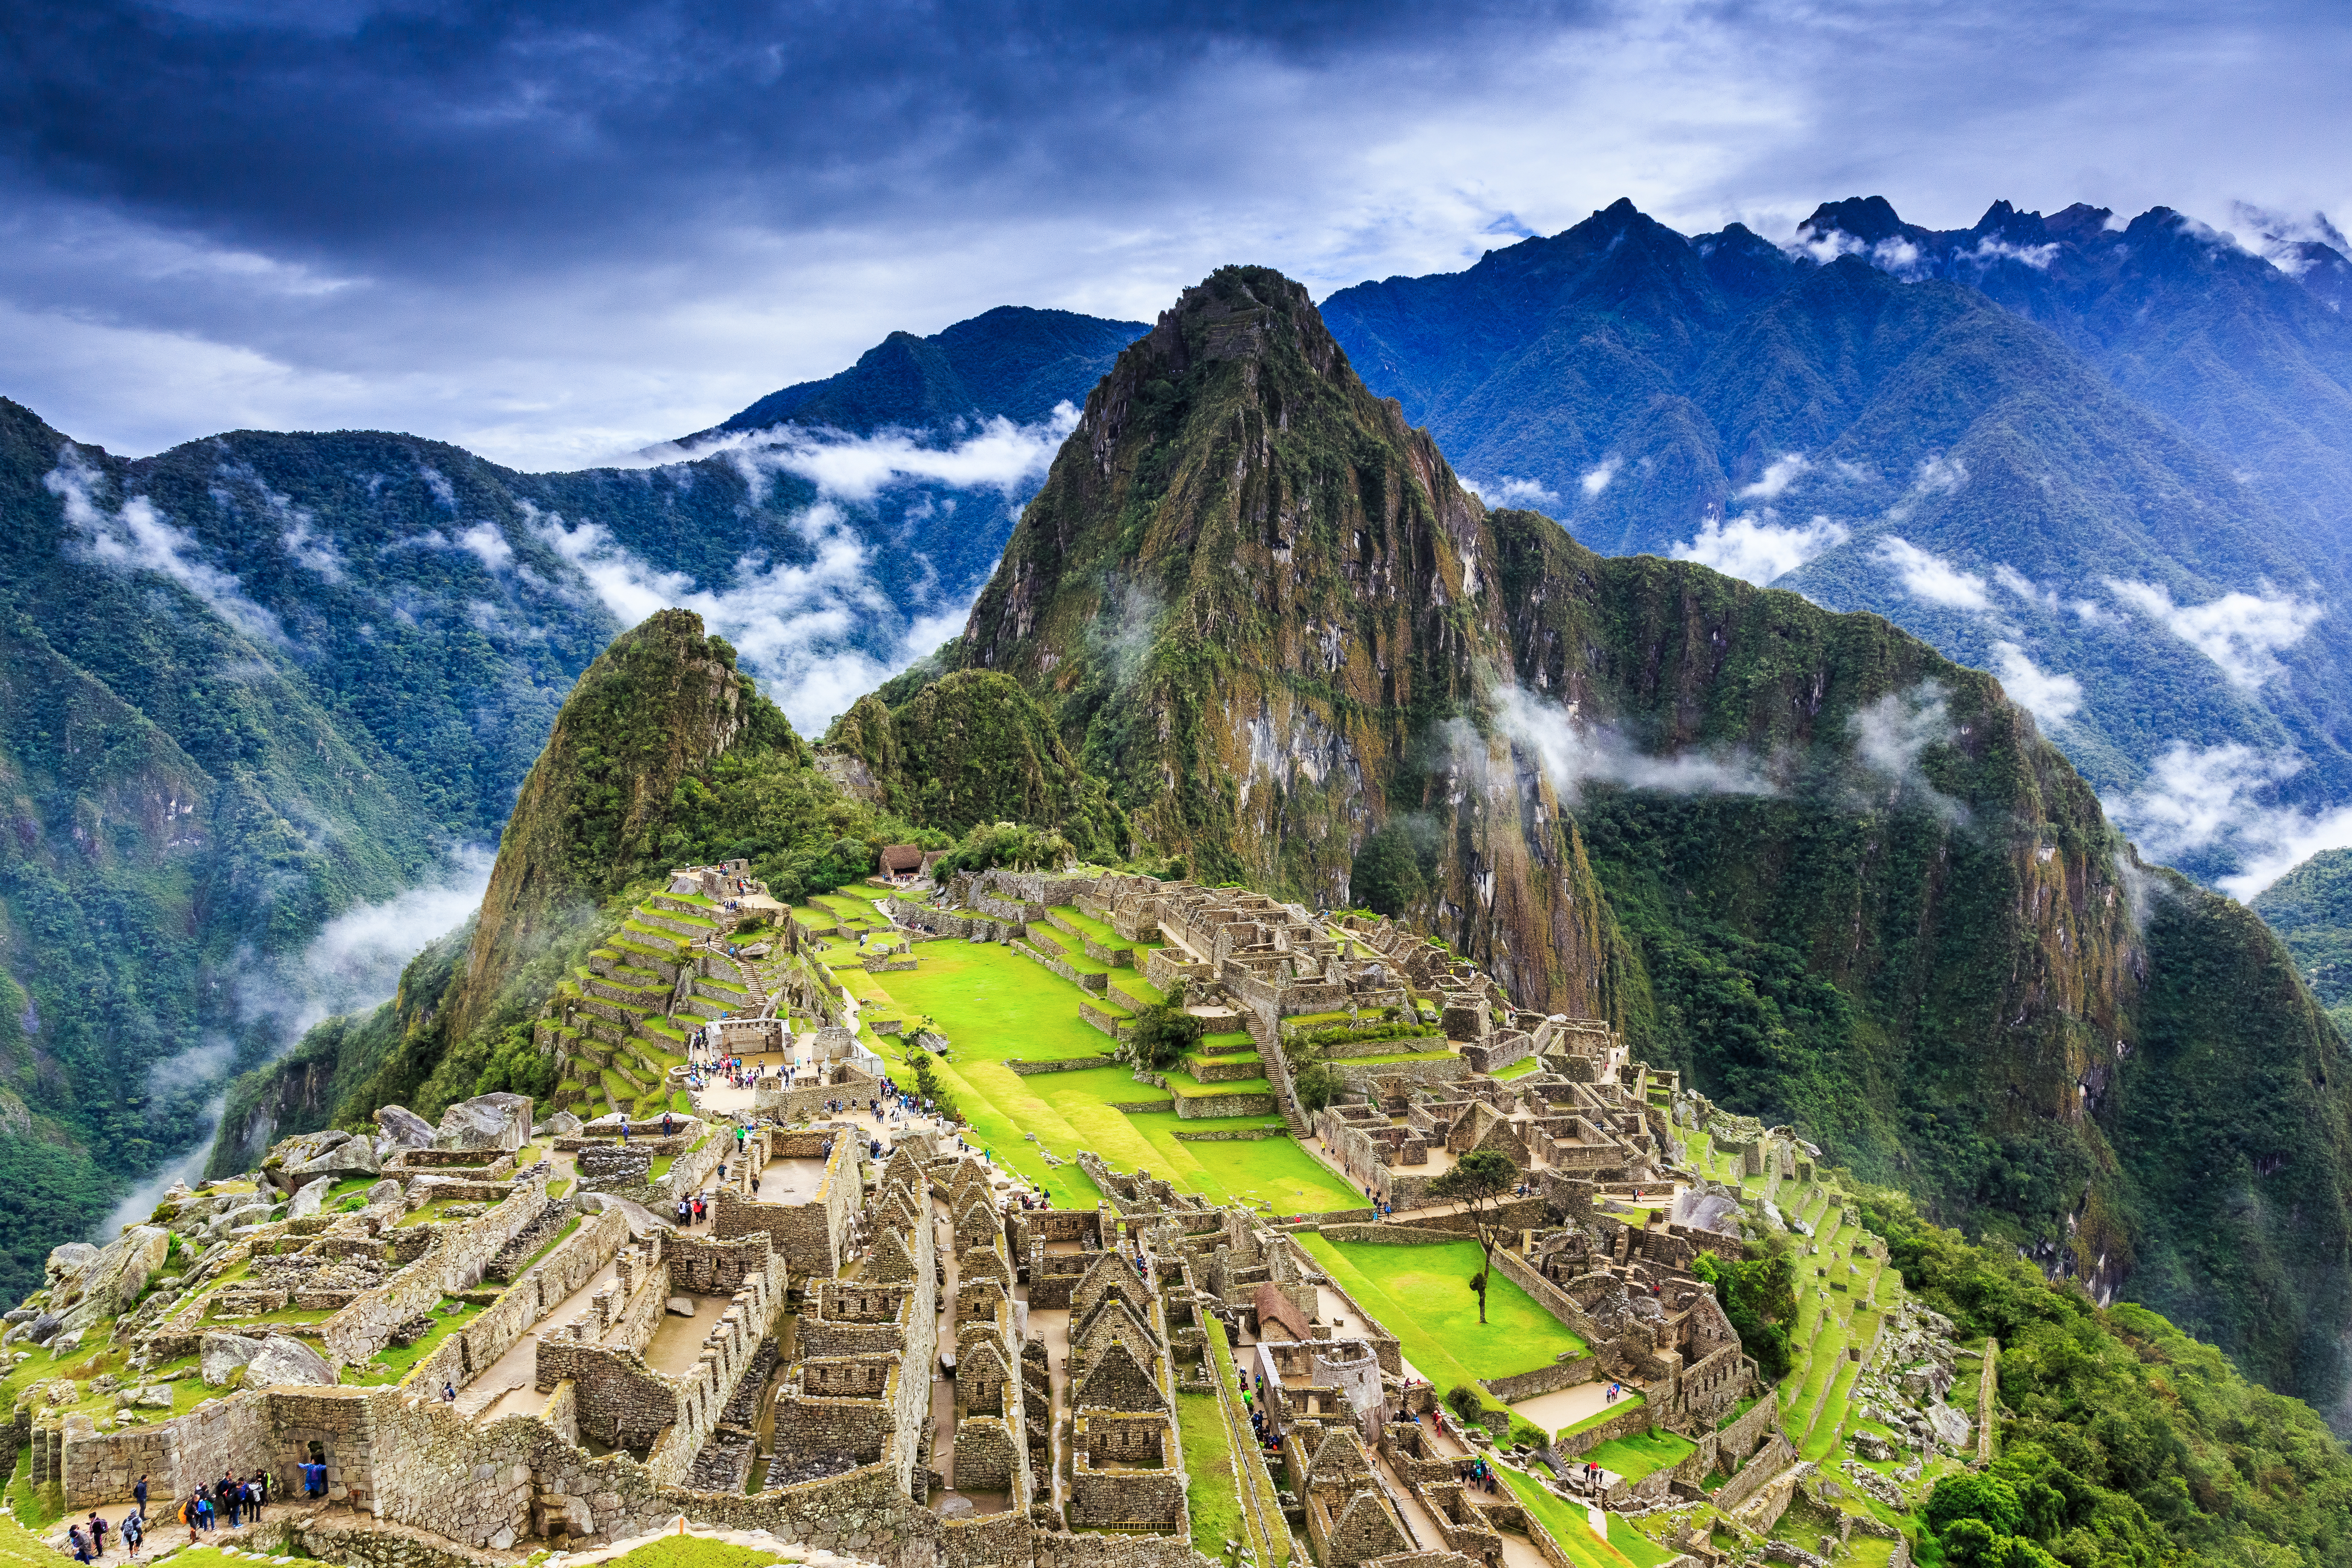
3, 0, 2346, 466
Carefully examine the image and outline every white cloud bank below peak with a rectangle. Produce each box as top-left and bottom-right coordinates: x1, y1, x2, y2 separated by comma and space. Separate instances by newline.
1672, 513, 1848, 586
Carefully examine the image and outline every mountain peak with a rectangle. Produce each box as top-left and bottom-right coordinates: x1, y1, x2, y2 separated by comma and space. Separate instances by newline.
1141, 264, 1343, 377
1800, 194, 1911, 243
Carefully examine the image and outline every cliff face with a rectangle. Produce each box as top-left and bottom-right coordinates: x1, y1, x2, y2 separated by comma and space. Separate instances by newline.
447, 608, 796, 1044
949, 264, 2352, 1413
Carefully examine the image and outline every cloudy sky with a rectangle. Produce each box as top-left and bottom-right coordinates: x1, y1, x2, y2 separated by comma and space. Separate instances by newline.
4, 0, 2347, 470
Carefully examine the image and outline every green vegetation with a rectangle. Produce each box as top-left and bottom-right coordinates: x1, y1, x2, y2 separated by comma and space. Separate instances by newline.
1859, 1180, 2352, 1567
1176, 1390, 1244, 1558
1300, 1235, 1585, 1384
1582, 1430, 1697, 1484
2255, 846, 2352, 1033
1691, 1239, 1799, 1382
1430, 1147, 1520, 1325
1493, 1460, 1641, 1568
598, 1536, 799, 1568
1123, 985, 1205, 1071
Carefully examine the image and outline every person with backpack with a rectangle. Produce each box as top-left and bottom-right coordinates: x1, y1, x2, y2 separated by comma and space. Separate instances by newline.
123, 1511, 143, 1560
88, 1513, 108, 1555
68, 1524, 89, 1563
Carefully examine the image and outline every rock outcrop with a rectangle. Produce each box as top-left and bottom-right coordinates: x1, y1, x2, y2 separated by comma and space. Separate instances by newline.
200, 1332, 339, 1389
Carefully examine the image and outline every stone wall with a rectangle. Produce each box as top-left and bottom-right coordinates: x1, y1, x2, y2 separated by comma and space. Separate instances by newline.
1015, 940, 1109, 994
1481, 1355, 1600, 1404
1550, 1400, 1655, 1456
1172, 1090, 1276, 1120
323, 1168, 551, 1367
712, 1131, 853, 1275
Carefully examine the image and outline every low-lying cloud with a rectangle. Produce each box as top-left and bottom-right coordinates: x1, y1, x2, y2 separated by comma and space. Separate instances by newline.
1847, 682, 1969, 822
1485, 685, 1775, 802
236, 845, 496, 1043
1466, 474, 1561, 510
1673, 513, 1848, 586
1989, 640, 2082, 729
2100, 741, 2352, 900
2102, 578, 2321, 688
1579, 458, 1621, 498
44, 447, 286, 644
1874, 536, 1990, 610
631, 405, 1081, 504
1737, 452, 1811, 500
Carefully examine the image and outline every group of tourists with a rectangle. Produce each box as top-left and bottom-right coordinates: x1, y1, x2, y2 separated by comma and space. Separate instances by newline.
74, 1468, 279, 1558
673, 1190, 713, 1226
1456, 1457, 1500, 1494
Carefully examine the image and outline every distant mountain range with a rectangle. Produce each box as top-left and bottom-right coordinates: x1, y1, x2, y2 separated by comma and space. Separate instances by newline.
1321, 197, 2352, 887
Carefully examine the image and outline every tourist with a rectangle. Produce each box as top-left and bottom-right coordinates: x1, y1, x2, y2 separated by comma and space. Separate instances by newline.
442, 1380, 458, 1404
123, 1511, 142, 1560
675, 1197, 692, 1226
89, 1512, 108, 1555
224, 1479, 240, 1527
249, 1473, 265, 1520
133, 1479, 146, 1513
69, 1524, 90, 1563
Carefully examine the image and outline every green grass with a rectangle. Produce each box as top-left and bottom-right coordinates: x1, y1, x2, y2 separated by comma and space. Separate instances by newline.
1493, 1462, 1640, 1568
864, 938, 1112, 1061
337, 1301, 488, 1385
1048, 904, 1131, 947
1163, 1071, 1274, 1098
1299, 1236, 1585, 1383
599, 1536, 797, 1568
1493, 1056, 1541, 1080
1607, 1514, 1679, 1568
1582, 1430, 1696, 1482
1177, 1390, 1243, 1555
1560, 1391, 1645, 1439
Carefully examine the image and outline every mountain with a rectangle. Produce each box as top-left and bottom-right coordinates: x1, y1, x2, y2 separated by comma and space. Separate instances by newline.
710, 305, 1147, 437
2252, 846, 2352, 1034
0, 303, 1137, 1295
823, 669, 1128, 861
1319, 198, 2352, 885
910, 263, 2352, 1418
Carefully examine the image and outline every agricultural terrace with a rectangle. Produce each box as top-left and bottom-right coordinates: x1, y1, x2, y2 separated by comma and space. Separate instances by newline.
813, 887, 1362, 1217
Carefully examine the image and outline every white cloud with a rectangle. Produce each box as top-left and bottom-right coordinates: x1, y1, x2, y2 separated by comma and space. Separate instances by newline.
236, 845, 496, 1042
1672, 513, 1848, 586
1486, 684, 1775, 802
2095, 740, 2352, 900
632, 405, 1081, 505
1958, 236, 2061, 270
1992, 563, 2059, 612
1737, 452, 1812, 500
1466, 474, 1562, 509
455, 521, 515, 572
419, 465, 457, 509
1579, 457, 1621, 498
1990, 640, 2081, 728
43, 446, 288, 644
279, 513, 346, 583
2102, 578, 2322, 688
1874, 536, 1990, 610
1847, 682, 1968, 822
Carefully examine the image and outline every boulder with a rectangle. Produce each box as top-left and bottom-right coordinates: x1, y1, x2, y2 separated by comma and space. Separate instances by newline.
44, 1242, 99, 1286
50, 1330, 83, 1356
282, 1137, 380, 1185
435, 1093, 531, 1152
1925, 1400, 1973, 1451
288, 1175, 336, 1220
1852, 1430, 1894, 1462
581, 1112, 628, 1134
374, 1105, 436, 1150
132, 1386, 174, 1410
57, 1228, 172, 1333
4, 1307, 39, 1325
365, 1179, 403, 1206
545, 1111, 584, 1138
200, 1332, 337, 1389
667, 1297, 696, 1317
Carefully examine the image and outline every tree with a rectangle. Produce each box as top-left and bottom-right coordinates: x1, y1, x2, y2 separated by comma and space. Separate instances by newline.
1124, 985, 1204, 1072
1430, 1147, 1520, 1324
1690, 1238, 1800, 1381
1293, 1059, 1343, 1112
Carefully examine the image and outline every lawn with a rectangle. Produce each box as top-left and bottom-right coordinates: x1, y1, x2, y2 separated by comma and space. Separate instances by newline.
1299, 1236, 1585, 1384
1177, 1390, 1243, 1555
864, 939, 1113, 1061
1494, 1461, 1641, 1568
599, 1536, 797, 1568
1583, 1430, 1696, 1482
